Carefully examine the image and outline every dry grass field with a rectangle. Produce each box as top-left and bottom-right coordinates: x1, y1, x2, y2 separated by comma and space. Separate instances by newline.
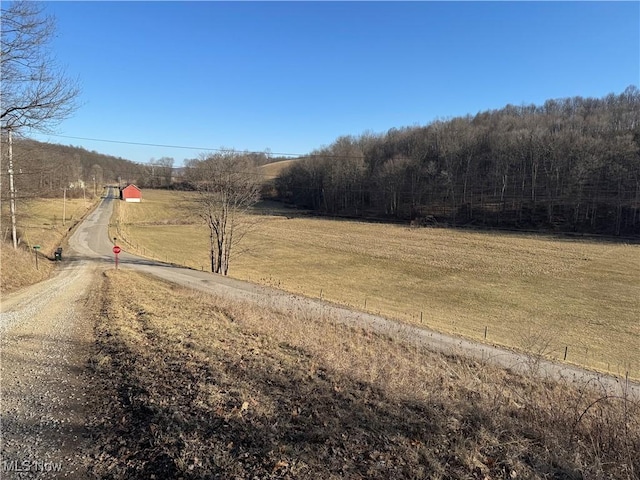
112, 189, 640, 379
2, 196, 95, 255
257, 159, 298, 180
87, 269, 639, 479
1, 195, 98, 292
0, 241, 54, 292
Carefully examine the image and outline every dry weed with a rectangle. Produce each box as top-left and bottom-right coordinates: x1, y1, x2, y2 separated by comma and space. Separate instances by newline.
86, 270, 639, 479
113, 189, 640, 379
0, 241, 53, 293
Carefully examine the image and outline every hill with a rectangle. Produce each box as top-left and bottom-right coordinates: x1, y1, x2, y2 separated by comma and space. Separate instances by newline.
275, 87, 640, 236
0, 137, 143, 200
0, 137, 132, 292
258, 158, 300, 180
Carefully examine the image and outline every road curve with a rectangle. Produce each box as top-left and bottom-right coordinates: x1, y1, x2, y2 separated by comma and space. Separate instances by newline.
0, 187, 635, 479
68, 188, 639, 398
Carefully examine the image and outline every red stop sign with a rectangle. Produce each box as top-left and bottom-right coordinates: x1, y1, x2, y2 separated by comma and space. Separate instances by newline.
113, 245, 121, 254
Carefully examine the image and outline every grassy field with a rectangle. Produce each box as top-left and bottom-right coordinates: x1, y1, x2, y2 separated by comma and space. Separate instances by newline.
0, 241, 54, 292
1, 194, 99, 292
87, 269, 639, 479
112, 189, 640, 379
257, 159, 298, 180
2, 195, 96, 255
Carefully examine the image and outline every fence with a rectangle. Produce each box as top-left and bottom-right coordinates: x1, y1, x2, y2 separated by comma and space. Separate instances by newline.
110, 214, 639, 383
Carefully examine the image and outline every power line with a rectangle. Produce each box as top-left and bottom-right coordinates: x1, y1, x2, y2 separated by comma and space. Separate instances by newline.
35, 133, 371, 161
42, 134, 306, 158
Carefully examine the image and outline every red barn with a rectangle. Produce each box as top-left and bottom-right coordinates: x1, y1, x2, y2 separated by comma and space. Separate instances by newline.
120, 184, 142, 202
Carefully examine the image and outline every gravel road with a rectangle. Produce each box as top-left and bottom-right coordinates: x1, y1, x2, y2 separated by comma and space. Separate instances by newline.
1, 189, 637, 478
0, 192, 112, 478
1, 259, 95, 478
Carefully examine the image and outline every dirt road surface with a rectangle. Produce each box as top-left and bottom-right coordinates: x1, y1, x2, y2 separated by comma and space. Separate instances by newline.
1, 257, 96, 477
1, 188, 638, 477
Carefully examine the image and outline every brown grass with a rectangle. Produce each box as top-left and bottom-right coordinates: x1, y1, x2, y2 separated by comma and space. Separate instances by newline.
1, 196, 95, 255
87, 269, 639, 479
112, 190, 640, 380
258, 159, 298, 180
1, 195, 98, 293
0, 242, 53, 293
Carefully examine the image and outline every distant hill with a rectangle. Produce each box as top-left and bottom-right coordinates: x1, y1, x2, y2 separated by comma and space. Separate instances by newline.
275, 87, 640, 236
0, 138, 144, 200
258, 158, 299, 180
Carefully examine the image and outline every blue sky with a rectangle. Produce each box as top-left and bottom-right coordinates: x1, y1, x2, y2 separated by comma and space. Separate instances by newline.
32, 1, 640, 166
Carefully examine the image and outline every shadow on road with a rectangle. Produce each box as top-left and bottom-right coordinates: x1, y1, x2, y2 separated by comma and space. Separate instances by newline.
61, 252, 179, 269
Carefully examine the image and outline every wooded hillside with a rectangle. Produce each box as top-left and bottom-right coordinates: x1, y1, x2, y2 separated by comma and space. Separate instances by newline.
0, 138, 143, 199
276, 87, 640, 235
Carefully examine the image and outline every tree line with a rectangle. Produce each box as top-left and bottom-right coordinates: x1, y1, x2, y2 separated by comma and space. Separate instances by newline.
0, 137, 146, 200
0, 137, 291, 202
275, 87, 640, 235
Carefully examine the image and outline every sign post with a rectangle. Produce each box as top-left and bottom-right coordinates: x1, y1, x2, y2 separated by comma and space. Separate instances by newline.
113, 245, 121, 269
33, 245, 41, 270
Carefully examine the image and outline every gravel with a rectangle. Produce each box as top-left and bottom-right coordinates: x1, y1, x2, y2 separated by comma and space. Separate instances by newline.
1, 260, 95, 479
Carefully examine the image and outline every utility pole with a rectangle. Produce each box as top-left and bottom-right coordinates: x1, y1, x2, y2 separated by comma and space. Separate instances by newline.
93, 175, 96, 197
8, 128, 18, 249
62, 187, 67, 226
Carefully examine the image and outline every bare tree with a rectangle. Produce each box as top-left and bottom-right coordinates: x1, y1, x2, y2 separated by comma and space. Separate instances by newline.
157, 157, 174, 187
1, 1, 80, 248
187, 151, 260, 275
276, 88, 640, 235
1, 1, 80, 132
